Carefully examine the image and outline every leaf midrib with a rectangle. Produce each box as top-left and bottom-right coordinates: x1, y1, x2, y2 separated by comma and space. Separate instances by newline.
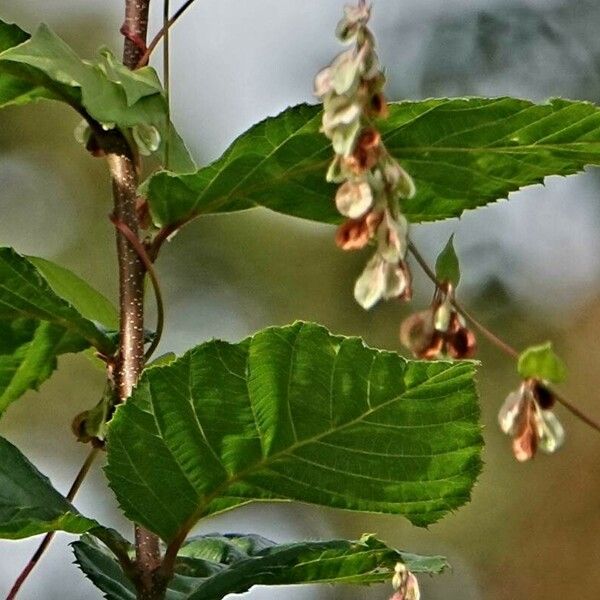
0, 255, 113, 352
157, 136, 598, 226
156, 360, 474, 543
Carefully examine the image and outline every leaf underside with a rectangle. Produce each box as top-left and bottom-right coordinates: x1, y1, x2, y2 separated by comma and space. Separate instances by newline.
0, 19, 195, 172
0, 436, 97, 539
144, 97, 600, 229
73, 533, 448, 600
106, 322, 482, 543
0, 247, 117, 415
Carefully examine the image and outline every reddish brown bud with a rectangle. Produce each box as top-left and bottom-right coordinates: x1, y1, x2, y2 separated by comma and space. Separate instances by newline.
532, 380, 556, 410
335, 211, 383, 250
512, 400, 538, 462
447, 327, 477, 359
370, 92, 389, 118
396, 261, 413, 302
401, 284, 476, 359
400, 309, 435, 357
365, 210, 384, 235
417, 331, 445, 359
358, 127, 381, 151
335, 218, 371, 250
345, 127, 382, 174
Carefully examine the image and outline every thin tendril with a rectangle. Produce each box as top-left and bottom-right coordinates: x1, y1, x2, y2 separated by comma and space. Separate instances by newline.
407, 241, 600, 433
136, 0, 198, 68
110, 215, 165, 361
7, 448, 99, 600
163, 0, 171, 169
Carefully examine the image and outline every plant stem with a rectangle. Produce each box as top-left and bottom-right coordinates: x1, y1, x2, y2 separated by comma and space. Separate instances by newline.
123, 0, 151, 68
136, 0, 198, 68
109, 214, 165, 361
407, 241, 600, 433
163, 0, 171, 169
117, 1, 164, 597
6, 448, 99, 600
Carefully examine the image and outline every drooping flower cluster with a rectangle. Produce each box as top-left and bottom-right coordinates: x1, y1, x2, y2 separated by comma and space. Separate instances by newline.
498, 378, 565, 462
314, 2, 416, 310
389, 562, 420, 600
399, 282, 476, 359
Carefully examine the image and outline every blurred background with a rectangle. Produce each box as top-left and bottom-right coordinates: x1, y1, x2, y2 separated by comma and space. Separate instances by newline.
1, 0, 599, 598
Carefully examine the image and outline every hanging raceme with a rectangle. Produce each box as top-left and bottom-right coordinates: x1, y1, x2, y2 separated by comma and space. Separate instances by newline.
314, 2, 415, 309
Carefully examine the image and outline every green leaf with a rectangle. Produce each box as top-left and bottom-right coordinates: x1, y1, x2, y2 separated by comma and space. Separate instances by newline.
517, 342, 567, 384
26, 256, 118, 329
0, 21, 53, 107
0, 436, 98, 539
106, 322, 482, 543
435, 234, 460, 286
0, 20, 195, 172
0, 248, 117, 415
144, 98, 600, 229
183, 535, 445, 599
73, 533, 447, 600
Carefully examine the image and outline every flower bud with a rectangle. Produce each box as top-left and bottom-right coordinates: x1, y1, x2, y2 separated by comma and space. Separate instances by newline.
354, 253, 385, 309
536, 409, 565, 453
331, 120, 361, 156
446, 326, 477, 359
326, 156, 346, 183
335, 180, 373, 218
383, 260, 411, 301
347, 127, 381, 173
532, 381, 556, 409
369, 91, 389, 118
335, 3, 371, 42
498, 387, 526, 436
512, 400, 538, 462
321, 99, 361, 137
391, 562, 421, 600
314, 66, 333, 98
498, 379, 565, 461
399, 310, 436, 356
335, 210, 383, 250
330, 49, 362, 95
376, 211, 409, 263
381, 157, 416, 199
335, 218, 370, 250
433, 297, 452, 332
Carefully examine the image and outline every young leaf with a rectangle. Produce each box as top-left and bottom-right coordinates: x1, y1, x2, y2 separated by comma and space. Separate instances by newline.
517, 342, 567, 384
73, 537, 137, 600
183, 535, 446, 599
73, 533, 447, 600
0, 436, 98, 539
0, 20, 195, 172
0, 248, 117, 415
435, 234, 460, 286
105, 322, 482, 543
144, 98, 600, 229
0, 20, 54, 107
